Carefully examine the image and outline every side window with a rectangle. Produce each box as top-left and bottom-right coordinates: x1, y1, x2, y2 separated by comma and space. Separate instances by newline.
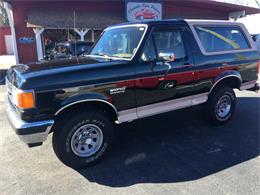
195, 26, 250, 52
153, 30, 186, 60
141, 37, 156, 62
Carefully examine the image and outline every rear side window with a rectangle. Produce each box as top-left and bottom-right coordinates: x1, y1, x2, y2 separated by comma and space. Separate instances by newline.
195, 26, 250, 52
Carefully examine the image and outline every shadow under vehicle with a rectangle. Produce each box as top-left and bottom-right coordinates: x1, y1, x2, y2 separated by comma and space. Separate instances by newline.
79, 96, 260, 187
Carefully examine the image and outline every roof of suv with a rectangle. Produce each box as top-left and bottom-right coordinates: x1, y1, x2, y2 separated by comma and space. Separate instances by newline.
107, 19, 244, 29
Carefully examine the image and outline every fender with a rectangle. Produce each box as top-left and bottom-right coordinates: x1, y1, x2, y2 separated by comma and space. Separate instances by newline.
54, 92, 119, 117
209, 70, 242, 94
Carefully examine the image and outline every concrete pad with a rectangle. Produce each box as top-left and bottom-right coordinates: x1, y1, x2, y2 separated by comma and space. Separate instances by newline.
0, 55, 15, 69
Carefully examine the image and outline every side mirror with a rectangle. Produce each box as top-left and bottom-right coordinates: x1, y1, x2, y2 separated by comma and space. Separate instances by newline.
158, 52, 175, 62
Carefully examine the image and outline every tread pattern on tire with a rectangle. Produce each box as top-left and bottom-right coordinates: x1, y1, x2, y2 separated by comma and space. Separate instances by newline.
205, 86, 236, 125
52, 110, 114, 169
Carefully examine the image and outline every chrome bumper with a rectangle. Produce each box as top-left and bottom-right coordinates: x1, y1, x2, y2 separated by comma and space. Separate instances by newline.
6, 98, 54, 146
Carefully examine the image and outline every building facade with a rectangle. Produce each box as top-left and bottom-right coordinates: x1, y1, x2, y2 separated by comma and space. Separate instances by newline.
4, 0, 260, 64
0, 26, 12, 55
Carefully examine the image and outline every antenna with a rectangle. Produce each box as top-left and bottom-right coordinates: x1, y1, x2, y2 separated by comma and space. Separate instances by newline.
73, 10, 79, 64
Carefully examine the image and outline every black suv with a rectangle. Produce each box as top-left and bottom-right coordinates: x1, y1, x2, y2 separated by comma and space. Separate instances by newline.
6, 20, 259, 168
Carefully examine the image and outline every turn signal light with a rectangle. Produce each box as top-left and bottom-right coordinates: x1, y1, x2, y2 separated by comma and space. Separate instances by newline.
15, 91, 35, 109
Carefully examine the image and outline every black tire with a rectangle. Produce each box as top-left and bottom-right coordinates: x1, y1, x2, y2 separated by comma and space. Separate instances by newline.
52, 111, 114, 169
205, 87, 236, 125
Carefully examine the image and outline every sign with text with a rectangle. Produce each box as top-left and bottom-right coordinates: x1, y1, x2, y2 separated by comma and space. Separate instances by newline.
126, 1, 162, 22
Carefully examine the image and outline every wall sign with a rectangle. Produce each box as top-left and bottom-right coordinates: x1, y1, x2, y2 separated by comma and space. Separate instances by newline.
19, 37, 35, 44
126, 1, 162, 22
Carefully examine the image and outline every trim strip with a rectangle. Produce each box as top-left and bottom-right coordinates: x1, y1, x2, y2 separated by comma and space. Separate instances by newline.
118, 93, 209, 123
209, 74, 242, 94
240, 80, 257, 90
55, 93, 209, 123
118, 108, 137, 122
54, 99, 119, 116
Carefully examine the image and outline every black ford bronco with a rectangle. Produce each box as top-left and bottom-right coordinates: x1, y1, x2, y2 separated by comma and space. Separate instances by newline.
6, 20, 259, 168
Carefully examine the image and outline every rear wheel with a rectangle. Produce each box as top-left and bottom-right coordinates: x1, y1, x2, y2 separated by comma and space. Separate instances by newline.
52, 111, 114, 169
205, 87, 236, 125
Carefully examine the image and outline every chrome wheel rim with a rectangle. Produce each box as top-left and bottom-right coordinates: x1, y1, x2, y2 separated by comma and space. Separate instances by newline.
71, 124, 103, 157
216, 95, 232, 118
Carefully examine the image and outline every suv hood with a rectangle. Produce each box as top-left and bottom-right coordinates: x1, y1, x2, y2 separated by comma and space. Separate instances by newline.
7, 56, 128, 90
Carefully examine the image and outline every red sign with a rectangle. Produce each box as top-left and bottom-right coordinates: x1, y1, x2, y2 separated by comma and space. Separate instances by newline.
126, 2, 162, 22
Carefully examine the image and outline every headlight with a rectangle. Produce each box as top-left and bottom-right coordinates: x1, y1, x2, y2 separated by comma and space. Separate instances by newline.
12, 89, 35, 109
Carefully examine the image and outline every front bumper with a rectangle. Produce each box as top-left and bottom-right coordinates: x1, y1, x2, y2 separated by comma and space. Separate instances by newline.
6, 99, 54, 146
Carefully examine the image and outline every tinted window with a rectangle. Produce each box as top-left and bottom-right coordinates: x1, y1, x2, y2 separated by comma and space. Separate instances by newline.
77, 45, 91, 55
153, 30, 186, 60
195, 26, 250, 52
141, 37, 156, 62
90, 26, 146, 59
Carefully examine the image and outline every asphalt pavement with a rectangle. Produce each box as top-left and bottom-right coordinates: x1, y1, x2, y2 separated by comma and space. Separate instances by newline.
0, 86, 259, 195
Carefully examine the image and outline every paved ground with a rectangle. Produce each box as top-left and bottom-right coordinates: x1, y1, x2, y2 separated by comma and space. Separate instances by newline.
0, 86, 259, 195
0, 55, 15, 84
0, 55, 15, 69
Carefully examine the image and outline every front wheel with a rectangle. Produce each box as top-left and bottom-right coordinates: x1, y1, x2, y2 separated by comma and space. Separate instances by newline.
205, 87, 236, 125
52, 111, 114, 169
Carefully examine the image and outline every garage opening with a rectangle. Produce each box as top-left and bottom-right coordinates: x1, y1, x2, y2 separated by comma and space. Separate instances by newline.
27, 9, 124, 61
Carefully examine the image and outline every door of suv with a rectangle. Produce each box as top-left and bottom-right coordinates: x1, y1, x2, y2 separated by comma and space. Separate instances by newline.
135, 27, 195, 117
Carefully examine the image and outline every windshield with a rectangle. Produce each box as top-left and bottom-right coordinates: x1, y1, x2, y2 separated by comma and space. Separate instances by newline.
90, 25, 147, 60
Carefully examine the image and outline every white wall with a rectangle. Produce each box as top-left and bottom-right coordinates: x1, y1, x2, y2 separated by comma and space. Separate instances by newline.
238, 14, 260, 34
